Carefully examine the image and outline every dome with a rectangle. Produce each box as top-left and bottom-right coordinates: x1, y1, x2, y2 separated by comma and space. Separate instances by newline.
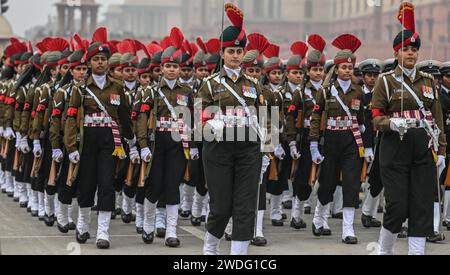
0, 15, 13, 39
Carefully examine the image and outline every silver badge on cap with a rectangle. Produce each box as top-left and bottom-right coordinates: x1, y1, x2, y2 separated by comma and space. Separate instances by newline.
235, 40, 240, 46
348, 57, 352, 63
411, 37, 416, 43
99, 46, 103, 51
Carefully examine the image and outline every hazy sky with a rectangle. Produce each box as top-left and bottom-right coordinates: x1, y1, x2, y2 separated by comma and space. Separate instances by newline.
4, 0, 124, 37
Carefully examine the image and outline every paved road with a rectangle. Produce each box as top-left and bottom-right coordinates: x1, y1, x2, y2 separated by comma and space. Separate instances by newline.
0, 193, 448, 255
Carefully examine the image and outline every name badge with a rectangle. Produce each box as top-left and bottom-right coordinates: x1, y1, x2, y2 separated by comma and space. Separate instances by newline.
351, 99, 361, 111
177, 94, 188, 106
110, 94, 120, 106
284, 92, 292, 100
422, 85, 434, 100
243, 86, 257, 99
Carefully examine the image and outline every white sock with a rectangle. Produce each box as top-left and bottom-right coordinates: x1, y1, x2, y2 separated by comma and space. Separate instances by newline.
97, 211, 112, 241
155, 207, 166, 229
281, 189, 292, 203
408, 237, 426, 255
68, 201, 75, 223
225, 218, 233, 235
313, 200, 326, 228
38, 192, 45, 217
76, 207, 91, 234
44, 193, 55, 216
143, 199, 156, 234
444, 191, 450, 223
362, 192, 379, 217
5, 172, 13, 193
256, 210, 265, 238
230, 241, 249, 255
203, 231, 220, 255
270, 195, 282, 220
291, 197, 304, 221
18, 182, 28, 203
192, 191, 205, 218
31, 190, 38, 211
181, 185, 195, 212
57, 203, 69, 226
135, 203, 144, 228
115, 191, 122, 210
122, 195, 134, 215
13, 179, 19, 198
378, 227, 397, 255
165, 204, 179, 239
342, 207, 356, 239
332, 186, 343, 214
433, 202, 440, 233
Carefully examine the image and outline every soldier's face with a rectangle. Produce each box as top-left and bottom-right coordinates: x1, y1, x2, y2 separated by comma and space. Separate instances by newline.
395, 46, 419, 69
71, 65, 88, 82
151, 67, 162, 80
286, 70, 304, 85
335, 63, 354, 81
221, 47, 244, 69
123, 67, 138, 82
90, 54, 108, 75
181, 67, 194, 80
442, 75, 450, 89
50, 66, 59, 79
268, 70, 283, 85
244, 67, 262, 79
162, 62, 181, 80
60, 63, 70, 76
195, 67, 209, 79
363, 73, 379, 88
111, 67, 123, 80
139, 73, 151, 86
308, 66, 324, 82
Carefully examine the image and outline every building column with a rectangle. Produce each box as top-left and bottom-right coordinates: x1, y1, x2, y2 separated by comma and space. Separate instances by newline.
67, 6, 75, 34
81, 6, 89, 36
90, 6, 99, 35
57, 5, 67, 36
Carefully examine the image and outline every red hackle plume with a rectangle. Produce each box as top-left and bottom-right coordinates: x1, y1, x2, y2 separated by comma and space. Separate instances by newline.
225, 3, 244, 29
206, 38, 221, 54
307, 34, 326, 53
398, 2, 415, 32
92, 27, 108, 44
45, 38, 69, 52
332, 34, 361, 53
263, 44, 280, 58
290, 41, 308, 58
246, 33, 269, 54
170, 27, 184, 49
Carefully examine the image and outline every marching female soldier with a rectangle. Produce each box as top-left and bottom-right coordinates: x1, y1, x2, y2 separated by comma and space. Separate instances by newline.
373, 3, 446, 255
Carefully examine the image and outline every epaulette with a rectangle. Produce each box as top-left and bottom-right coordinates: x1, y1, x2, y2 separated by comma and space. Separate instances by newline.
205, 72, 219, 82
243, 74, 258, 84
379, 70, 394, 78
178, 82, 191, 89
419, 71, 434, 80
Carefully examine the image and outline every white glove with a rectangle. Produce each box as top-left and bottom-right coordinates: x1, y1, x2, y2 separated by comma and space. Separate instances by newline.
140, 147, 152, 163
289, 141, 301, 160
359, 125, 366, 134
4, 127, 15, 140
126, 136, 137, 147
15, 133, 22, 148
52, 149, 64, 163
69, 151, 80, 164
190, 148, 200, 160
437, 155, 446, 177
364, 148, 375, 163
0, 127, 4, 137
310, 141, 324, 164
33, 140, 42, 157
129, 146, 140, 164
390, 118, 407, 134
274, 144, 285, 160
20, 136, 30, 154
261, 155, 270, 174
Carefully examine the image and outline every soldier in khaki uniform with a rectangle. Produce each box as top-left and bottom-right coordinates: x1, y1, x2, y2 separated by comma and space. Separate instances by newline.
137, 27, 194, 248
30, 41, 69, 226
19, 53, 43, 217
309, 34, 371, 244
50, 49, 88, 233
200, 4, 266, 255
373, 3, 446, 255
241, 33, 271, 247
285, 34, 330, 233
64, 28, 135, 249
108, 53, 123, 81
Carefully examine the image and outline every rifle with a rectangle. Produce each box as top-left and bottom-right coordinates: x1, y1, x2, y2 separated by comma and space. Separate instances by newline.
125, 162, 135, 187
48, 160, 58, 187
268, 154, 278, 181
30, 155, 42, 178
290, 82, 307, 181
66, 162, 75, 187
12, 149, 21, 172
2, 139, 10, 159
139, 93, 157, 187
360, 160, 368, 183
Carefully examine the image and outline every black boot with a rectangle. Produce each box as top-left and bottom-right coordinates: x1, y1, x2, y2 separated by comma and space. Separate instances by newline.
200, 215, 206, 222
322, 228, 332, 236
20, 201, 28, 208
281, 213, 287, 220
361, 214, 373, 228
251, 236, 267, 246
27, 206, 31, 213
290, 218, 307, 230
224, 232, 232, 241
271, 219, 284, 226
31, 210, 38, 217
44, 214, 56, 227
142, 231, 154, 244
304, 206, 311, 215
312, 224, 323, 237
426, 232, 445, 243
57, 222, 69, 234
136, 227, 144, 234
96, 239, 110, 249
121, 211, 133, 224
331, 212, 343, 219
179, 210, 191, 218
156, 227, 166, 238
342, 236, 358, 244
190, 216, 202, 227
165, 237, 180, 248
76, 230, 90, 244
398, 227, 408, 238
68, 222, 76, 231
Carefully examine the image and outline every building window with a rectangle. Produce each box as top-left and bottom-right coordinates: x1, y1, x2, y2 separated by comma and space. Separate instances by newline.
305, 0, 313, 18
333, 0, 337, 17
341, 0, 345, 17
254, 0, 263, 17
